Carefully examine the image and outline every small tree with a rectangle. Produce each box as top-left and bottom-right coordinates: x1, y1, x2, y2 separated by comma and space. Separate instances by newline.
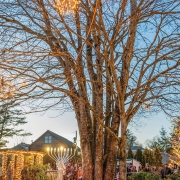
153, 147, 162, 167
142, 149, 154, 166
0, 102, 31, 147
127, 148, 134, 159
134, 148, 143, 163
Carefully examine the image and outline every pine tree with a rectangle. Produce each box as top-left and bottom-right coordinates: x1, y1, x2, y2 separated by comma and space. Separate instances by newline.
126, 129, 137, 149
142, 149, 154, 166
158, 127, 171, 152
127, 148, 134, 159
134, 148, 143, 163
169, 118, 180, 166
153, 147, 162, 167
0, 102, 31, 148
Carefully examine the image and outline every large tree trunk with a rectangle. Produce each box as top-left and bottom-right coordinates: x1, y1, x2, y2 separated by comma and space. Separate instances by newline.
104, 107, 120, 180
119, 120, 127, 180
103, 137, 118, 180
73, 101, 94, 180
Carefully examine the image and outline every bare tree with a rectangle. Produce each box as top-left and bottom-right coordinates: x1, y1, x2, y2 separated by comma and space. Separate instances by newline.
0, 0, 180, 179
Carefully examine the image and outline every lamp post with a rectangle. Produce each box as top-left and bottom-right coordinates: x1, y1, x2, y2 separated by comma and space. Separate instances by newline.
47, 147, 76, 180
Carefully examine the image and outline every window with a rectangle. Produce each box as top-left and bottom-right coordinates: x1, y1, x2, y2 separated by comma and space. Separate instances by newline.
45, 136, 52, 143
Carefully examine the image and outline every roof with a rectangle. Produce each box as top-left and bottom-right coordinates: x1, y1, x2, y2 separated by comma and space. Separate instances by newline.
30, 130, 75, 148
12, 142, 29, 150
131, 146, 144, 151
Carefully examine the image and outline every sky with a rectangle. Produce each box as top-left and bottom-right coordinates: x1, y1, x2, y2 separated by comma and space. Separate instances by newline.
6, 109, 172, 148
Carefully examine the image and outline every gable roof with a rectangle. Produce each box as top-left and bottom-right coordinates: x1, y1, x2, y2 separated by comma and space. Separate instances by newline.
30, 130, 75, 147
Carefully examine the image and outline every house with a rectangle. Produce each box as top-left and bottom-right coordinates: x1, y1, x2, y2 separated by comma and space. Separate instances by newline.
11, 130, 79, 166
29, 130, 76, 152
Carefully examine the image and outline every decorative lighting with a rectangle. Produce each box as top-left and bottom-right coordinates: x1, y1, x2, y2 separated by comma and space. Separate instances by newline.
47, 147, 76, 179
0, 150, 44, 180
2, 152, 7, 179
0, 75, 16, 99
54, 0, 80, 14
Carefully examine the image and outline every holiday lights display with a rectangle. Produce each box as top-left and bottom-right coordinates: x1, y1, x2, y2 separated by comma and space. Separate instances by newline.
16, 153, 24, 180
169, 118, 180, 166
0, 150, 45, 179
47, 147, 76, 180
54, 0, 80, 14
1, 152, 7, 178
36, 154, 44, 164
30, 154, 34, 165
11, 154, 15, 177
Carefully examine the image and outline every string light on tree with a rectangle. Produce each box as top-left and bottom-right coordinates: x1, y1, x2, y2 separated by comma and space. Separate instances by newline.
169, 118, 180, 166
0, 75, 16, 99
54, 0, 80, 14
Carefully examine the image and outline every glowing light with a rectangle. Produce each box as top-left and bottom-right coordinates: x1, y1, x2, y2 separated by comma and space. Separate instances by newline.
0, 150, 44, 180
54, 0, 80, 14
0, 75, 16, 99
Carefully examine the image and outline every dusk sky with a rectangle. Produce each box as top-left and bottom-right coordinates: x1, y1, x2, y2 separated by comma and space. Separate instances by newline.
6, 109, 172, 148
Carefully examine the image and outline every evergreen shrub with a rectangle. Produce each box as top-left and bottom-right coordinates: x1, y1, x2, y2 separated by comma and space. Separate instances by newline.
128, 172, 161, 180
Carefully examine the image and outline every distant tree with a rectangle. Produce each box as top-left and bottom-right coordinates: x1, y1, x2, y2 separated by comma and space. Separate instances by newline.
126, 129, 137, 149
153, 147, 162, 167
142, 149, 154, 166
146, 137, 159, 150
0, 102, 31, 148
127, 148, 134, 159
134, 148, 143, 163
146, 127, 171, 153
158, 127, 171, 152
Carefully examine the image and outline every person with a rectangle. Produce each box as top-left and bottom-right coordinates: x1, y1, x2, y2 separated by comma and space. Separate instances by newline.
65, 163, 74, 180
77, 166, 83, 180
144, 165, 150, 172
6, 163, 13, 180
115, 166, 119, 179
73, 163, 78, 180
151, 166, 156, 173
161, 164, 171, 179
173, 164, 178, 174
131, 166, 137, 172
127, 163, 133, 177
138, 163, 144, 172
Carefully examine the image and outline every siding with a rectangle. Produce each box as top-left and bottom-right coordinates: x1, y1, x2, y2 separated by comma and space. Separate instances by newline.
29, 132, 71, 151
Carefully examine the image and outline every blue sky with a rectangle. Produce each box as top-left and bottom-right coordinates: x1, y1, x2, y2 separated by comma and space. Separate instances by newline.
6, 110, 172, 148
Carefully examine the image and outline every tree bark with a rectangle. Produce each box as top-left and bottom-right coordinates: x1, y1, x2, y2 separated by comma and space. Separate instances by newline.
73, 101, 94, 180
119, 120, 127, 180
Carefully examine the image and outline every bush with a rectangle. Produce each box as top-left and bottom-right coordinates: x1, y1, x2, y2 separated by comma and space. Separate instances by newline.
167, 172, 180, 180
128, 172, 161, 180
22, 164, 50, 180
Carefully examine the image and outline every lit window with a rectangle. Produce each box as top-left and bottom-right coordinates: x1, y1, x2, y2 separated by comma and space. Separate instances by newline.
45, 136, 52, 143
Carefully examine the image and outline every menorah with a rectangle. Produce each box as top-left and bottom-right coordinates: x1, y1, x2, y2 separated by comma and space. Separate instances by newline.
47, 147, 76, 180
